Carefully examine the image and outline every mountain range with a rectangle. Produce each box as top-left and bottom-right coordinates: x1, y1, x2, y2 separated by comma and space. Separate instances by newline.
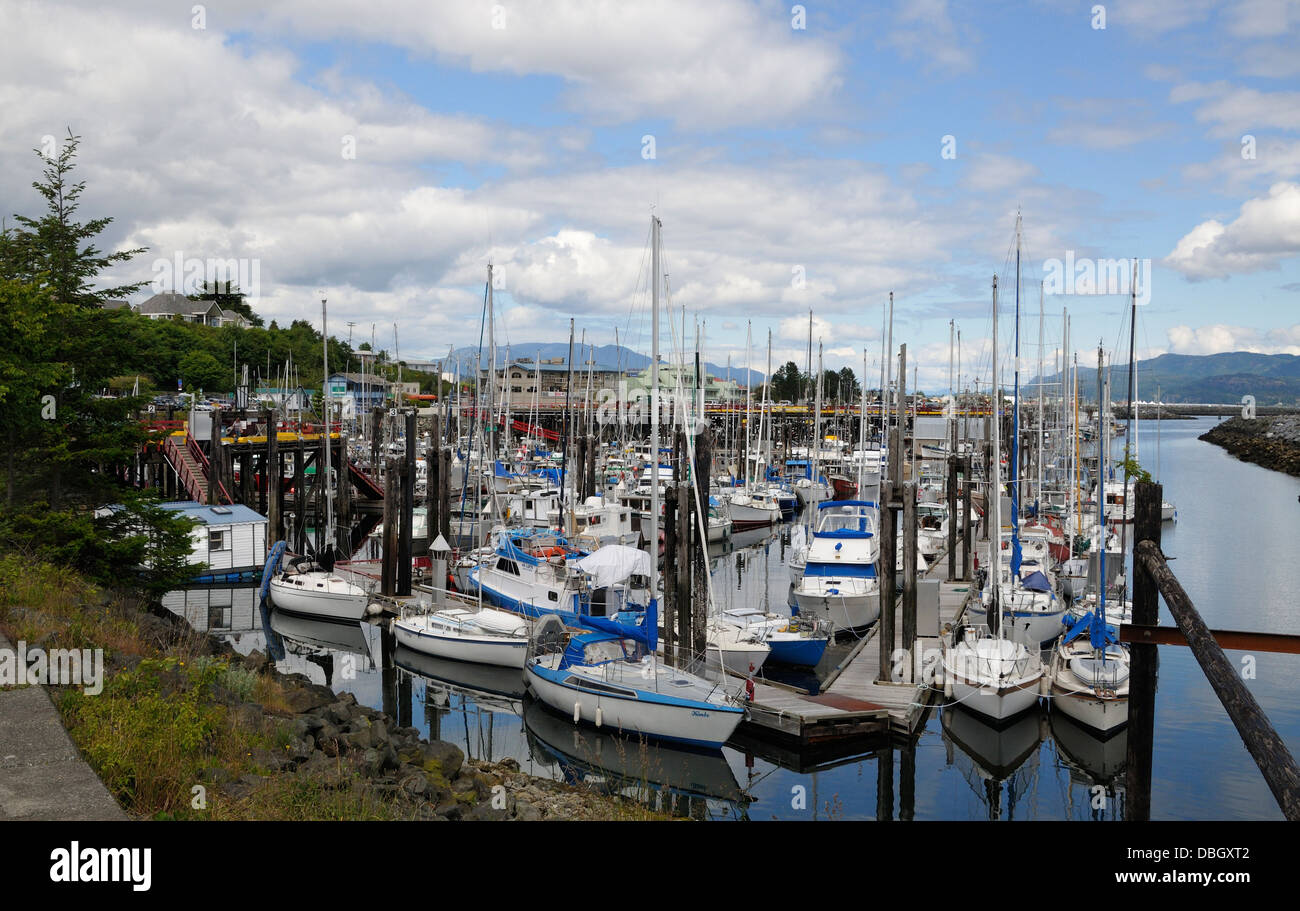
1039, 352, 1300, 405
428, 343, 766, 385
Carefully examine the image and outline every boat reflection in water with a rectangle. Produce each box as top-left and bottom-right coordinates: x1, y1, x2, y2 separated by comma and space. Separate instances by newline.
394, 643, 528, 763
268, 609, 374, 686
523, 698, 753, 819
1050, 710, 1128, 820
394, 644, 526, 707
941, 704, 1045, 820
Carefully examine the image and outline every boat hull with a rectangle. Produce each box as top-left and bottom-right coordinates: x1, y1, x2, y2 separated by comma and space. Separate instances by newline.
524, 661, 743, 749
393, 617, 528, 669
269, 576, 369, 622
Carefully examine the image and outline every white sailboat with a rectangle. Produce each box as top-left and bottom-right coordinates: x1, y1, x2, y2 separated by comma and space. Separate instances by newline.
524, 214, 746, 749
943, 272, 1044, 722
269, 298, 370, 622
1048, 346, 1130, 734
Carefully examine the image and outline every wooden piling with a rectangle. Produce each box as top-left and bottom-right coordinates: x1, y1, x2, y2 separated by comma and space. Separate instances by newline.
878, 425, 899, 683
902, 480, 918, 681
692, 427, 712, 662
947, 456, 958, 581
1136, 538, 1300, 820
382, 456, 397, 597
398, 411, 416, 596
960, 457, 972, 581
267, 411, 281, 542
1127, 480, 1162, 822
676, 479, 694, 658
662, 481, 678, 666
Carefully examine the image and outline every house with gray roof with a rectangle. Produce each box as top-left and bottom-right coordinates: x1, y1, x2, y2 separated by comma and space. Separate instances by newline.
136, 291, 250, 328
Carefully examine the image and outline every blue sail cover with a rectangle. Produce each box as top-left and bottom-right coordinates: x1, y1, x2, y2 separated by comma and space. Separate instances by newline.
1061, 610, 1117, 647
532, 467, 562, 486
1021, 570, 1052, 592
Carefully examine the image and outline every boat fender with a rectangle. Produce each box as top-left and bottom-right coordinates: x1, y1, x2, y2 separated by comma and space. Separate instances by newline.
573, 702, 581, 723
595, 706, 603, 728
745, 678, 755, 702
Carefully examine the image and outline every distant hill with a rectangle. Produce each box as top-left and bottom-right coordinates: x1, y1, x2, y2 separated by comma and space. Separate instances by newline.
425, 343, 764, 385
1040, 352, 1300, 405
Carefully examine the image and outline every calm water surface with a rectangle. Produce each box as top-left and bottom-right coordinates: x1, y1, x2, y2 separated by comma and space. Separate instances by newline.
165, 416, 1300, 820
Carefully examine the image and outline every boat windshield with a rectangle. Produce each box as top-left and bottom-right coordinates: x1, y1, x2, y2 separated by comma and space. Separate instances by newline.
583, 638, 646, 665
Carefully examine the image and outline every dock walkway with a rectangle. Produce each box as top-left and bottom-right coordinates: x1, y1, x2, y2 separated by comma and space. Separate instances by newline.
742, 545, 972, 745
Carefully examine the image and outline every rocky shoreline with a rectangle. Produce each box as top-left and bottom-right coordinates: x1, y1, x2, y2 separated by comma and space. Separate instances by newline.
16, 593, 660, 821
1198, 416, 1300, 477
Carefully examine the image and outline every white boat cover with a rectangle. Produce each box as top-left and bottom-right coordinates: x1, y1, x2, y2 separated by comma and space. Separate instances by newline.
574, 545, 652, 589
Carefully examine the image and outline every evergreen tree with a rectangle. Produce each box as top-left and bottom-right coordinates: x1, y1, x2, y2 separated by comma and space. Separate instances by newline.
4, 130, 147, 307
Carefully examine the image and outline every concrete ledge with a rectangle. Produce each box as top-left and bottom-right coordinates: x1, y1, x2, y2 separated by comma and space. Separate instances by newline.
0, 632, 128, 821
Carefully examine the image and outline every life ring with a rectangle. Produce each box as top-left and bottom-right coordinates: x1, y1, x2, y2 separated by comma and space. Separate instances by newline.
538, 545, 566, 558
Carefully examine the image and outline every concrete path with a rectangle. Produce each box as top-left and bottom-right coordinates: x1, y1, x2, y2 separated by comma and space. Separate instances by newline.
0, 632, 128, 820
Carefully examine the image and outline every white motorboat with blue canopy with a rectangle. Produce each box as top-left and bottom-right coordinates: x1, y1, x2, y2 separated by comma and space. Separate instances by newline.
791, 500, 881, 632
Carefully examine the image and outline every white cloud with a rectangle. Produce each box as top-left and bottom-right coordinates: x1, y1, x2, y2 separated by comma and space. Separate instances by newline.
1169, 81, 1300, 138
1166, 322, 1300, 355
1166, 182, 1300, 279
887, 0, 975, 74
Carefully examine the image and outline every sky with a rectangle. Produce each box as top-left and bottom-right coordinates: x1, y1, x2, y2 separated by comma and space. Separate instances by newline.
2, 0, 1298, 393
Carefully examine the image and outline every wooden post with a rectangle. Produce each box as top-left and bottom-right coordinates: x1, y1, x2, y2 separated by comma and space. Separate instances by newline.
878, 425, 898, 683
1127, 481, 1162, 821
370, 407, 383, 470
960, 457, 972, 581
267, 411, 281, 542
259, 410, 272, 515
381, 456, 397, 597
239, 448, 251, 505
662, 482, 678, 666
692, 427, 711, 664
677, 477, 694, 659
947, 456, 958, 581
292, 448, 304, 552
398, 411, 416, 596
585, 433, 597, 501
902, 480, 918, 681
1136, 539, 1300, 821
209, 413, 222, 505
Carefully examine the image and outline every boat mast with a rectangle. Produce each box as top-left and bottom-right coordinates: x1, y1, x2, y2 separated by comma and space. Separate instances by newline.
989, 276, 1001, 635
321, 298, 335, 563
744, 320, 753, 486
1097, 344, 1108, 643
1037, 280, 1045, 512
648, 215, 662, 655
1121, 260, 1138, 603
1011, 213, 1022, 580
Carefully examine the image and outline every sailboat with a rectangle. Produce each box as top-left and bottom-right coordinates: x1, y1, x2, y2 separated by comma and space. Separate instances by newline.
966, 214, 1067, 646
1048, 347, 1131, 734
269, 299, 370, 622
943, 273, 1045, 723
524, 215, 746, 749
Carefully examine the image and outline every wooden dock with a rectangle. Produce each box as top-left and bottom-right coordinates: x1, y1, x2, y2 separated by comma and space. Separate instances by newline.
741, 544, 972, 746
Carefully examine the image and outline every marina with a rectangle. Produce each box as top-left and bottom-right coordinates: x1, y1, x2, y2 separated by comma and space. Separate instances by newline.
5, 6, 1299, 850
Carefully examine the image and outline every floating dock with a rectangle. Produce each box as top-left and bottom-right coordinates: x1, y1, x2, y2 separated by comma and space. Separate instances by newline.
742, 545, 971, 745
